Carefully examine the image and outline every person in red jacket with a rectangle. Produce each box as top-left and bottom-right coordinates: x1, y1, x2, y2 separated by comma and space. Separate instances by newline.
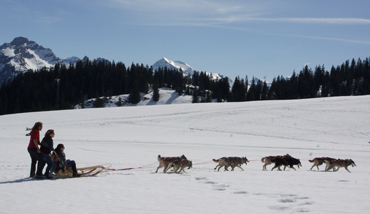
27, 122, 43, 177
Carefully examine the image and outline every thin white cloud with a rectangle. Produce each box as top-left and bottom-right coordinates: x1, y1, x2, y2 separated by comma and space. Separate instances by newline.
205, 23, 370, 46
107, 0, 246, 13
105, 0, 370, 26
192, 16, 370, 25
297, 35, 370, 45
240, 17, 370, 25
101, 0, 370, 47
105, 0, 269, 25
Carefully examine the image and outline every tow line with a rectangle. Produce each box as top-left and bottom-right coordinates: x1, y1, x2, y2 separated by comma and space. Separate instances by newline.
193, 161, 214, 165
102, 162, 157, 173
102, 159, 262, 173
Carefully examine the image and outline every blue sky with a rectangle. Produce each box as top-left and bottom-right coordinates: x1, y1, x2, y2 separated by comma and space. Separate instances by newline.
1, 0, 370, 81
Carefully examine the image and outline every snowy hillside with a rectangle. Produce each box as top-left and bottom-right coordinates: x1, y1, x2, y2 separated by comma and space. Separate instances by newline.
1, 96, 370, 213
75, 87, 193, 108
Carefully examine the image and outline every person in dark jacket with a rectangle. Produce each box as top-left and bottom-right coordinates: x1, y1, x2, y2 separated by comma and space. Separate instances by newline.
55, 144, 81, 177
27, 122, 43, 177
36, 129, 58, 179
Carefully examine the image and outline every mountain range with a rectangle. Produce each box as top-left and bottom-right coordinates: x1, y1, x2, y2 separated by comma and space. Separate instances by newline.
0, 37, 235, 86
0, 37, 81, 85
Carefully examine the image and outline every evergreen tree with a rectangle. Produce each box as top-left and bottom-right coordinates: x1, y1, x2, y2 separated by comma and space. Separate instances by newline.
261, 81, 268, 100
231, 76, 246, 102
246, 77, 256, 101
128, 76, 141, 104
192, 88, 199, 103
117, 97, 123, 106
93, 94, 105, 108
205, 91, 212, 102
153, 81, 160, 102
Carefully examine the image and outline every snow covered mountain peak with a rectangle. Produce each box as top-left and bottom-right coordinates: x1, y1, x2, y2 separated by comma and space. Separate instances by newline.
152, 57, 196, 75
0, 36, 81, 85
161, 57, 170, 62
10, 37, 33, 47
152, 57, 232, 84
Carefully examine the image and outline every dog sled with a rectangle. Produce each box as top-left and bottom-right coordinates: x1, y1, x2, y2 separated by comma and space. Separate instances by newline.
55, 164, 111, 178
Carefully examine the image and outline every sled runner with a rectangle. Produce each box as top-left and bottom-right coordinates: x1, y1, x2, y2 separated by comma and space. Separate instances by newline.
78, 164, 108, 177
55, 164, 111, 178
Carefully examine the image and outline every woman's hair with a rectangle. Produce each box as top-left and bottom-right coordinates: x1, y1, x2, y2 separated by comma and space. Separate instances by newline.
44, 129, 54, 137
32, 122, 43, 130
55, 144, 64, 154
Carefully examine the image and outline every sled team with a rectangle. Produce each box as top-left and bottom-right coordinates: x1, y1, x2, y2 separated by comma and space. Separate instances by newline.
155, 154, 356, 173
27, 122, 357, 178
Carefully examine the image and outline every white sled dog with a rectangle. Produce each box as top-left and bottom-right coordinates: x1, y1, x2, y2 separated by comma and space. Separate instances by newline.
213, 157, 249, 171
324, 159, 356, 173
155, 154, 187, 173
165, 158, 192, 173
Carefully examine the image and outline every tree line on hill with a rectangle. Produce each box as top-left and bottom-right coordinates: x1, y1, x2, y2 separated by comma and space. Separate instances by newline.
222, 57, 370, 101
0, 57, 369, 115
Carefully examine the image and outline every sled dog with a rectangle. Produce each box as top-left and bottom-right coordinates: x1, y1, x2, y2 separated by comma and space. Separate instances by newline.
155, 154, 187, 173
213, 157, 229, 171
271, 156, 302, 171
261, 154, 291, 170
213, 157, 249, 171
309, 157, 335, 171
324, 159, 356, 173
229, 157, 249, 171
165, 158, 193, 173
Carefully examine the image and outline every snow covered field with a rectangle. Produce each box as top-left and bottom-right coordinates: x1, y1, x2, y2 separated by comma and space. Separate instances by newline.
1, 96, 370, 213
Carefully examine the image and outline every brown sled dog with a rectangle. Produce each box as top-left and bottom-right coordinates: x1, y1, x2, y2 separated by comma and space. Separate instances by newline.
165, 158, 192, 173
261, 154, 291, 170
325, 159, 356, 173
213, 157, 249, 171
309, 157, 335, 171
155, 154, 187, 173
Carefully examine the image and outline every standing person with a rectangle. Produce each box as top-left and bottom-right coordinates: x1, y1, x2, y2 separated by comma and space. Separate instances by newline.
55, 144, 81, 177
36, 129, 58, 179
27, 122, 42, 177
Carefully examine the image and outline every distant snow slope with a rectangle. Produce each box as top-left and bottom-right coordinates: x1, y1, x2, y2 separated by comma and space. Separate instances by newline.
1, 96, 370, 213
75, 87, 193, 108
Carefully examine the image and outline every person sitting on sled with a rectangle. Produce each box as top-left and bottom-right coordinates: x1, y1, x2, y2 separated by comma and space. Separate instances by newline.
54, 144, 81, 177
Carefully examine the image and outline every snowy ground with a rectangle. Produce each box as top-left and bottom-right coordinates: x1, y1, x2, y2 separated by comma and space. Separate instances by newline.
1, 96, 370, 214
